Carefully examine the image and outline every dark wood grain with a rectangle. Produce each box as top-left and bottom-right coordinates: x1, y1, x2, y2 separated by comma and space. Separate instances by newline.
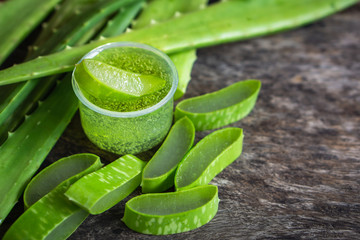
2, 3, 360, 240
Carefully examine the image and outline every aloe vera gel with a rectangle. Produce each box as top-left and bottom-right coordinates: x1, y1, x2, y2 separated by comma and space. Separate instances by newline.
72, 42, 178, 154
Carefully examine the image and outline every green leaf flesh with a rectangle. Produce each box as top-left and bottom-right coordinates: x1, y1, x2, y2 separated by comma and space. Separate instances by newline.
122, 185, 219, 235
1, 0, 358, 85
74, 59, 166, 101
175, 127, 243, 191
3, 154, 103, 240
65, 155, 146, 215
24, 153, 103, 208
175, 80, 261, 131
141, 117, 195, 193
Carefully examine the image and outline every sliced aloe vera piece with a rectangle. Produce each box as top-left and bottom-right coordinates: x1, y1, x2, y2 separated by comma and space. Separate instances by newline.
142, 117, 195, 193
122, 185, 219, 235
175, 128, 243, 191
3, 154, 103, 240
175, 80, 261, 131
24, 153, 103, 208
65, 155, 146, 215
74, 59, 166, 101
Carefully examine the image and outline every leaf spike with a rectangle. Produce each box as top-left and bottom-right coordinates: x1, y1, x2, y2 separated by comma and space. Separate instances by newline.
65, 45, 72, 50
125, 28, 132, 33
99, 36, 106, 40
150, 19, 157, 25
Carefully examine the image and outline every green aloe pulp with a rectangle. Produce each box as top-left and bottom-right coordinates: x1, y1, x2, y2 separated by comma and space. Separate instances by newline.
65, 155, 146, 215
75, 59, 165, 101
76, 46, 173, 112
142, 117, 195, 193
122, 185, 219, 235
175, 128, 243, 191
24, 153, 103, 208
4, 154, 103, 240
175, 80, 261, 131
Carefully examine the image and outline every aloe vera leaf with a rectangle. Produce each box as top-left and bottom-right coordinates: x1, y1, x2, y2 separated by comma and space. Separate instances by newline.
141, 117, 195, 193
0, 78, 56, 140
0, 84, 19, 113
3, 189, 88, 240
32, 0, 143, 57
65, 155, 146, 215
175, 80, 261, 131
122, 185, 219, 235
99, 1, 144, 38
28, 0, 101, 54
1, 0, 358, 85
0, 76, 78, 224
24, 153, 103, 208
0, 0, 61, 65
132, 0, 207, 100
171, 50, 197, 100
175, 127, 243, 191
132, 0, 207, 28
3, 154, 103, 240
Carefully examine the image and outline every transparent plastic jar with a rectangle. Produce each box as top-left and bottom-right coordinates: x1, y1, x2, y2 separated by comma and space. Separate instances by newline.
72, 42, 178, 155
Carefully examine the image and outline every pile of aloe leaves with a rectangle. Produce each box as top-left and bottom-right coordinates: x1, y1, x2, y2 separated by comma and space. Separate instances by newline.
0, 0, 358, 238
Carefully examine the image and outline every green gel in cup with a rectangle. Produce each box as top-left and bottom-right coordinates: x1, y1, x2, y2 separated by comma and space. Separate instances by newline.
175, 80, 261, 131
175, 127, 243, 191
141, 116, 195, 193
72, 42, 178, 155
4, 154, 103, 240
65, 155, 146, 215
122, 185, 219, 235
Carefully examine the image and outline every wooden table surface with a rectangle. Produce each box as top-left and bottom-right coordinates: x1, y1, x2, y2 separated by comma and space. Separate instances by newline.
2, 3, 360, 240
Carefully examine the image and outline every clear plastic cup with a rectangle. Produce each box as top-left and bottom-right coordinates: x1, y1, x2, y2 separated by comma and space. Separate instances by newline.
72, 42, 178, 155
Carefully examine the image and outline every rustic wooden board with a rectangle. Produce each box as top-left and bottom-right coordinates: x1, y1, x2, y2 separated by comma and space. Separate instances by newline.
1, 3, 359, 240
